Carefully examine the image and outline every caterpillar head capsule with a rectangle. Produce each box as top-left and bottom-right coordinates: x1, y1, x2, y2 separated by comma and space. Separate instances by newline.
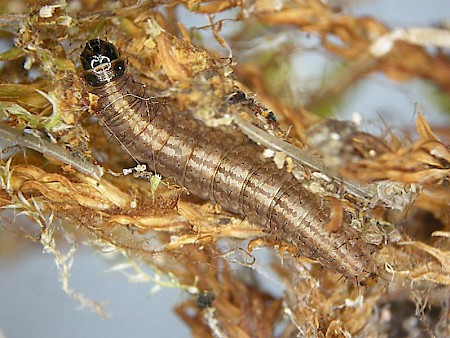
80, 39, 125, 86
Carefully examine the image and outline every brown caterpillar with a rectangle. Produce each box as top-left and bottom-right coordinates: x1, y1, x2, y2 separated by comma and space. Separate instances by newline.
80, 39, 377, 284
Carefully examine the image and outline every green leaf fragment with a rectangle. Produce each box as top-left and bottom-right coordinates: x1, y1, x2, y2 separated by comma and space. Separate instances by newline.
54, 57, 75, 71
0, 102, 41, 128
34, 89, 61, 130
0, 46, 25, 61
0, 88, 64, 131
0, 84, 49, 108
150, 174, 162, 202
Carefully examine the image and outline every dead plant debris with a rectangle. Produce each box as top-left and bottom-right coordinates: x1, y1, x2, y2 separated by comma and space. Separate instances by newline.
0, 1, 449, 337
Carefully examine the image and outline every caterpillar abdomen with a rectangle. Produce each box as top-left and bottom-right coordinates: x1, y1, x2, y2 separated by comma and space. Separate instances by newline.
80, 39, 377, 283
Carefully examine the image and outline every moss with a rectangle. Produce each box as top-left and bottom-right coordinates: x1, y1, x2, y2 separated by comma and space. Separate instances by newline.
0, 1, 448, 337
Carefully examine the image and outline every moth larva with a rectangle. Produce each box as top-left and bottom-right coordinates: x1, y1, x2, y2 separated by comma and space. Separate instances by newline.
80, 39, 377, 284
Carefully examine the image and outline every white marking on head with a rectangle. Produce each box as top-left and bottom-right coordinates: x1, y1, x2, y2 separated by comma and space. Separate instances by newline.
90, 55, 112, 70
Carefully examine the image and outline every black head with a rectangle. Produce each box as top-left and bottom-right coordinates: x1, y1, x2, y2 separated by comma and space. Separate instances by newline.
80, 39, 126, 86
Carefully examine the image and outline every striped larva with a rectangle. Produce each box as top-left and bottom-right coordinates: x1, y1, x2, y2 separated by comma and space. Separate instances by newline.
80, 39, 378, 284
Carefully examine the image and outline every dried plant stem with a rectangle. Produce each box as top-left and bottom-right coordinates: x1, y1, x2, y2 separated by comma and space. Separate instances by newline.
0, 123, 103, 180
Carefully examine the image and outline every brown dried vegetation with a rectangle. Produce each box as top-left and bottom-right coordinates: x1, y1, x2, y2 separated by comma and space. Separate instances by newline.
0, 0, 449, 337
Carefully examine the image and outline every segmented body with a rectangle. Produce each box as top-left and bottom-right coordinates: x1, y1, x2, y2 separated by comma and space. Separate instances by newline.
80, 39, 377, 283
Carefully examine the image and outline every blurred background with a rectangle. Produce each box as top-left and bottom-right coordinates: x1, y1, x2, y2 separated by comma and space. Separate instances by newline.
0, 0, 449, 337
